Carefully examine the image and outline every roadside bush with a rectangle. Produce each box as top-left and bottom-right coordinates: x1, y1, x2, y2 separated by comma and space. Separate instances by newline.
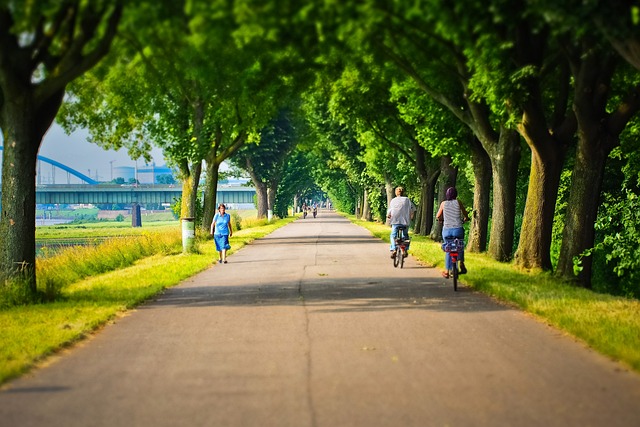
231, 211, 243, 231
582, 189, 640, 298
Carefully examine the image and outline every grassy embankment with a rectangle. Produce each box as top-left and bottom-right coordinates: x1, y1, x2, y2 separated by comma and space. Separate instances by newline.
350, 215, 640, 374
0, 212, 297, 385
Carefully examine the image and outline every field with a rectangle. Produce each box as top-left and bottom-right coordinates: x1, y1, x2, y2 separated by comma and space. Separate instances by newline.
35, 210, 258, 254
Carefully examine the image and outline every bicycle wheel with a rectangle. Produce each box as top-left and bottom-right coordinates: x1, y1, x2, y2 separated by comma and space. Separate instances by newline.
452, 263, 458, 291
399, 245, 405, 268
393, 248, 400, 267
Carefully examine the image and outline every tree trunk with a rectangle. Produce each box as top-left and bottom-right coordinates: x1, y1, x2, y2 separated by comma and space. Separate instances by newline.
0, 90, 62, 290
414, 144, 439, 235
0, 3, 121, 289
179, 161, 202, 220
202, 130, 247, 231
267, 182, 278, 216
430, 156, 457, 241
513, 133, 564, 270
203, 159, 223, 228
384, 175, 394, 225
487, 128, 521, 261
414, 199, 423, 233
416, 180, 428, 235
384, 174, 394, 205
512, 54, 579, 271
463, 95, 521, 261
417, 172, 439, 236
467, 137, 492, 252
556, 134, 609, 286
357, 187, 367, 219
255, 182, 268, 218
0, 106, 40, 290
362, 187, 373, 221
242, 157, 267, 218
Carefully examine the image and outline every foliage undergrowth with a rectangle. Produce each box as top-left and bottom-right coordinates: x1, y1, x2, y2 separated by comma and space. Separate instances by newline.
0, 216, 296, 385
350, 215, 640, 374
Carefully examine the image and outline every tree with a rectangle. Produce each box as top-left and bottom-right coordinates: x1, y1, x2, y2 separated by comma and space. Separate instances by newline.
592, 1, 640, 71
459, 2, 577, 270
61, 2, 249, 230
0, 1, 122, 290
489, 0, 640, 283
273, 149, 321, 217
557, 33, 640, 287
321, 61, 454, 234
302, 91, 365, 215
325, 0, 518, 259
232, 109, 299, 218
584, 125, 640, 297
61, 1, 300, 236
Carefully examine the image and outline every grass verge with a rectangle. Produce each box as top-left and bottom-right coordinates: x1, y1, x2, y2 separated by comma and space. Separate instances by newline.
0, 216, 297, 385
350, 215, 640, 373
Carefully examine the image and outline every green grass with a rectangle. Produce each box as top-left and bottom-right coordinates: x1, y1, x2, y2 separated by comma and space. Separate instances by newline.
36, 230, 184, 299
0, 215, 297, 385
36, 207, 99, 218
350, 215, 640, 373
36, 220, 179, 239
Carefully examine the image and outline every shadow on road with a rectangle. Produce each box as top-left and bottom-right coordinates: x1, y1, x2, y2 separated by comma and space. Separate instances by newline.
145, 276, 505, 315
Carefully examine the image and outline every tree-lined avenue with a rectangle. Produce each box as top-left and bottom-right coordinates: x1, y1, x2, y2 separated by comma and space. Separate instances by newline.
1, 212, 639, 426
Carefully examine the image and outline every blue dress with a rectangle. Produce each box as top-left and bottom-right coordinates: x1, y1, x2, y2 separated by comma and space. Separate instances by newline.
212, 213, 231, 251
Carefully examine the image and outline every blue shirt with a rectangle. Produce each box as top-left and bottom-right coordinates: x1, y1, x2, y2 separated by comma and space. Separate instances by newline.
213, 213, 231, 235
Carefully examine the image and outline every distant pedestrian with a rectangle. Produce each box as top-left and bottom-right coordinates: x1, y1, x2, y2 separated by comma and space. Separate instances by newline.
210, 203, 233, 264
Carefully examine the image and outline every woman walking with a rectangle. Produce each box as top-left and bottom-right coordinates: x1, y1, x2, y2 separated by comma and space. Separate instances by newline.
210, 203, 233, 264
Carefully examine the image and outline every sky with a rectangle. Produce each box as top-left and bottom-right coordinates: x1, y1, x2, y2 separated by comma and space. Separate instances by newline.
37, 123, 167, 183
3, 122, 235, 184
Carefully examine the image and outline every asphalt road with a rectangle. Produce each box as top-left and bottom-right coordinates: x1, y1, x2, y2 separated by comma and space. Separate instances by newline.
1, 211, 640, 427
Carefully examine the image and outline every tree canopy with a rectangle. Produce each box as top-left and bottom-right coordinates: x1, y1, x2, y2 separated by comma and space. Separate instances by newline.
2, 0, 640, 299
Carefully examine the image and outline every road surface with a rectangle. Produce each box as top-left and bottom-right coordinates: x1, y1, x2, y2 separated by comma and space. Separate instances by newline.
1, 211, 640, 426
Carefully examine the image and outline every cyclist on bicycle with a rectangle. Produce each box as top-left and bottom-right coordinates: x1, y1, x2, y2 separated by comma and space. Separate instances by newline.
436, 187, 469, 278
387, 186, 416, 258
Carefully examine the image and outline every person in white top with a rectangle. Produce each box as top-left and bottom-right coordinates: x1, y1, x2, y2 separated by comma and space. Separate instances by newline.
436, 187, 469, 278
386, 186, 416, 258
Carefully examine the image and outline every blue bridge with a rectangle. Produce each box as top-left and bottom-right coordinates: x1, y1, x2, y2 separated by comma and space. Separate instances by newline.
1, 145, 99, 185
0, 146, 255, 205
33, 184, 255, 205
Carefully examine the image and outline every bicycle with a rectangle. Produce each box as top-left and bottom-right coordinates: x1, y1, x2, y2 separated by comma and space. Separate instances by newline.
442, 237, 464, 291
392, 226, 409, 269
